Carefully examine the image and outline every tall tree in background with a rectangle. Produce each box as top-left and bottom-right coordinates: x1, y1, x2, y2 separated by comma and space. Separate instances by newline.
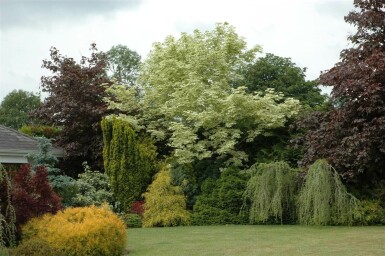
108, 23, 300, 168
106, 45, 141, 86
241, 53, 326, 109
239, 54, 328, 166
0, 90, 41, 129
32, 44, 112, 174
300, 1, 385, 191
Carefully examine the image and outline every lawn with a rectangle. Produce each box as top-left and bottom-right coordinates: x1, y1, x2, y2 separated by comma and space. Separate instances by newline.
127, 225, 385, 256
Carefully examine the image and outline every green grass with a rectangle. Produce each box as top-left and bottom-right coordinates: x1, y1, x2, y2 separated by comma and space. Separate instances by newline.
127, 225, 385, 256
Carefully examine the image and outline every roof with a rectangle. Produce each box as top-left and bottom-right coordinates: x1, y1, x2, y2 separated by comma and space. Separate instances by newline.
0, 125, 63, 164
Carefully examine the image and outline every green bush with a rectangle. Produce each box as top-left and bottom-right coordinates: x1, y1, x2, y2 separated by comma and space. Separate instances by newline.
22, 205, 126, 256
192, 168, 248, 225
8, 237, 65, 256
192, 206, 246, 225
72, 163, 114, 208
122, 213, 142, 228
356, 200, 385, 225
19, 124, 60, 139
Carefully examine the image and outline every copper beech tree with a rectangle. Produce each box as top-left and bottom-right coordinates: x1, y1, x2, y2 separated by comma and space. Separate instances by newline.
32, 44, 112, 174
299, 1, 385, 188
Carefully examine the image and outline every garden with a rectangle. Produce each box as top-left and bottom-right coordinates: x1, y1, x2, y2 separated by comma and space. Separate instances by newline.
1, 1, 385, 255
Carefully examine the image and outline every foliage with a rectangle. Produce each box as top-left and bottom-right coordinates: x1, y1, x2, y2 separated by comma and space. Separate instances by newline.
298, 1, 385, 188
105, 44, 141, 86
169, 161, 199, 210
241, 53, 327, 109
238, 53, 328, 167
102, 117, 157, 212
22, 205, 126, 256
0, 90, 41, 129
107, 23, 300, 168
130, 201, 144, 216
251, 128, 303, 168
0, 247, 9, 256
28, 137, 58, 168
72, 162, 114, 208
19, 124, 60, 139
355, 200, 385, 225
243, 161, 298, 224
8, 237, 65, 256
31, 44, 112, 174
192, 167, 248, 225
143, 165, 191, 227
11, 164, 62, 227
28, 137, 78, 207
297, 160, 360, 226
121, 213, 142, 228
0, 165, 16, 248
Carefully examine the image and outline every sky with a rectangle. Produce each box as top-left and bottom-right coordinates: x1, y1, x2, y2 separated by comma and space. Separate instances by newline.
0, 0, 356, 102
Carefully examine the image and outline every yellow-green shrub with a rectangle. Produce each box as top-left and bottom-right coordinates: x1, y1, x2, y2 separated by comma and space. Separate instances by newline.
8, 237, 65, 256
143, 165, 191, 227
22, 205, 126, 256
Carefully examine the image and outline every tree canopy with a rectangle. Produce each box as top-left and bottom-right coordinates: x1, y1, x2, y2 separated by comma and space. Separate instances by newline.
32, 44, 112, 174
0, 90, 41, 129
105, 45, 141, 86
241, 53, 326, 109
299, 0, 385, 188
108, 23, 301, 167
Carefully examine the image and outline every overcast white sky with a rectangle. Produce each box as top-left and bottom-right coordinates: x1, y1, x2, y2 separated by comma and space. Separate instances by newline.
0, 0, 355, 101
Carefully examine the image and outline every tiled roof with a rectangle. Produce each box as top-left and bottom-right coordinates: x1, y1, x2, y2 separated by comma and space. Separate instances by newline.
0, 125, 39, 151
0, 125, 63, 162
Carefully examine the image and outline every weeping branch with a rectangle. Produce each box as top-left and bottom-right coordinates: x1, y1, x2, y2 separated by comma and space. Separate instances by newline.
297, 159, 360, 225
243, 161, 298, 224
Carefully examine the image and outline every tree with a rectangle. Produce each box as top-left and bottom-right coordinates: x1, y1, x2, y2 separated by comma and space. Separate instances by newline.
297, 160, 360, 225
32, 44, 112, 174
299, 1, 385, 189
108, 23, 300, 168
241, 53, 326, 109
0, 90, 41, 129
101, 117, 157, 212
105, 45, 141, 86
143, 164, 191, 227
240, 54, 329, 167
243, 161, 298, 224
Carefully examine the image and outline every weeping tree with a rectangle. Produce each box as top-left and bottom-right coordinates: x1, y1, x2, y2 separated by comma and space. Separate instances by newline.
101, 117, 158, 212
0, 165, 16, 248
297, 159, 360, 225
243, 161, 298, 224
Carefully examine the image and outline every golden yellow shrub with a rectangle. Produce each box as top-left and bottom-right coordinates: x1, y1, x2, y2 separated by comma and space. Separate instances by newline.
22, 205, 126, 256
143, 165, 191, 227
